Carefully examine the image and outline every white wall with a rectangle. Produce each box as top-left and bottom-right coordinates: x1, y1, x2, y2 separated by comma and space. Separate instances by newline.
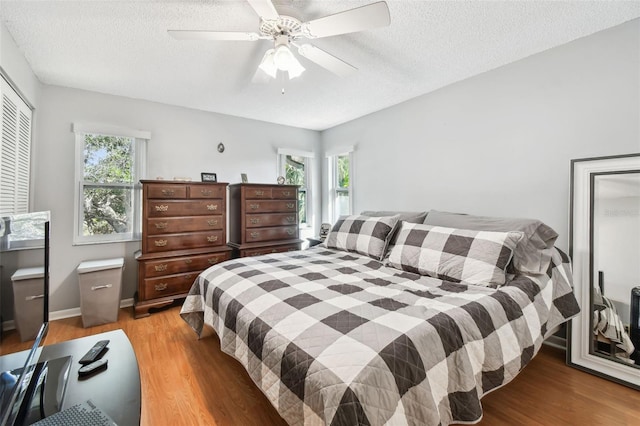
321, 19, 640, 252
30, 85, 320, 312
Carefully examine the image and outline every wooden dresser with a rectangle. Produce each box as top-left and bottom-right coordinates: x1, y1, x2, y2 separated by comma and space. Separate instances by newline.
135, 180, 232, 318
228, 183, 302, 257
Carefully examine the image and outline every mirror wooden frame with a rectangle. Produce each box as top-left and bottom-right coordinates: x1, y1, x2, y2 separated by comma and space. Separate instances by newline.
568, 153, 640, 389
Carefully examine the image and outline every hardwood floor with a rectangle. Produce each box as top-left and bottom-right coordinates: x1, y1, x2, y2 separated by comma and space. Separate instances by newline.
3, 306, 639, 425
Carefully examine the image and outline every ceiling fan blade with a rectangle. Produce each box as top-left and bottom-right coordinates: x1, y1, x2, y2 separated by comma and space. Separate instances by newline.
296, 44, 357, 77
247, 0, 279, 21
301, 1, 390, 39
168, 30, 260, 41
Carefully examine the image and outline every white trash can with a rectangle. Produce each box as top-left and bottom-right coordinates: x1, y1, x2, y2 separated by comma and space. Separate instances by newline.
78, 258, 124, 328
11, 266, 45, 342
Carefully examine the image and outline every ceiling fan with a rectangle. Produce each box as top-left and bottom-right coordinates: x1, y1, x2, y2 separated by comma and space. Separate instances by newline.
168, 0, 391, 80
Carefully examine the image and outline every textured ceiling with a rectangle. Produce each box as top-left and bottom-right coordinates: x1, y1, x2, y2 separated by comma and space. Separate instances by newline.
1, 0, 639, 131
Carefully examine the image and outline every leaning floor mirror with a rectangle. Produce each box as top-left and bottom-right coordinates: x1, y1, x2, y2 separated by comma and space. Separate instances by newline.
569, 153, 640, 389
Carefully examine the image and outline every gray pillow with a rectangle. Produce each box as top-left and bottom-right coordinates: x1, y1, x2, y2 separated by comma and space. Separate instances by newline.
360, 210, 427, 224
423, 210, 558, 275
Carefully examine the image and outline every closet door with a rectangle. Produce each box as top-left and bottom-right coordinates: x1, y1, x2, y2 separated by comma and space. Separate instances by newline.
0, 76, 32, 215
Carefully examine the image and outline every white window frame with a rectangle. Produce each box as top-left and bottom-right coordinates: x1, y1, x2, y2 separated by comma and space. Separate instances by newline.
277, 148, 314, 228
0, 74, 33, 216
326, 146, 354, 223
72, 123, 149, 245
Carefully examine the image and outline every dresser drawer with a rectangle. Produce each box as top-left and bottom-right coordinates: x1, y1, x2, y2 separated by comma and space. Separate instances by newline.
189, 184, 225, 199
245, 226, 298, 243
147, 215, 223, 235
271, 187, 296, 199
147, 184, 187, 199
148, 200, 223, 217
143, 272, 198, 299
243, 186, 272, 199
245, 213, 297, 228
143, 252, 230, 278
245, 200, 297, 213
241, 243, 301, 257
146, 231, 224, 252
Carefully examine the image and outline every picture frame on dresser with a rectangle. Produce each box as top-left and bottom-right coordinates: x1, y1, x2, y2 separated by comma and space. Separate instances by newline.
200, 172, 217, 182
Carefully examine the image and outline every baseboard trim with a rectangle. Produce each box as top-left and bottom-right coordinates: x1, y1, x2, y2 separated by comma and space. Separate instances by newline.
2, 298, 134, 332
543, 334, 567, 350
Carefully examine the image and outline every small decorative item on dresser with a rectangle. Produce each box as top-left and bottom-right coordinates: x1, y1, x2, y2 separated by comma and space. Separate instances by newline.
201, 172, 217, 182
277, 176, 285, 185
241, 173, 248, 183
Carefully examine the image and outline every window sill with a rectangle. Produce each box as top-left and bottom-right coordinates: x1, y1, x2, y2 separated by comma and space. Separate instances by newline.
73, 237, 141, 247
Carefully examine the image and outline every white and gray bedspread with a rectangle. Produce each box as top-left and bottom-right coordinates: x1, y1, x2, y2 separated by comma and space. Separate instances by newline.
181, 247, 580, 425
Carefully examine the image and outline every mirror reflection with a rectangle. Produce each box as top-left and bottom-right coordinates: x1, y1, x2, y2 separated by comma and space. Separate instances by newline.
591, 172, 640, 367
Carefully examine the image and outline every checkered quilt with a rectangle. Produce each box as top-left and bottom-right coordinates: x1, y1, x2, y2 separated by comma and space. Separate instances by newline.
181, 247, 579, 425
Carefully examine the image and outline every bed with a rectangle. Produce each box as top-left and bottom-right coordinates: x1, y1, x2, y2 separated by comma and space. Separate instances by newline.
181, 212, 580, 425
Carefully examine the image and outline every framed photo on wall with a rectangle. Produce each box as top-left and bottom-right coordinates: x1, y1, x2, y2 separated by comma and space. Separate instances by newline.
201, 172, 217, 182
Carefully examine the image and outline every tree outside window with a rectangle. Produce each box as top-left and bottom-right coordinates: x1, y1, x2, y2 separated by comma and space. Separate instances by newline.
82, 134, 134, 237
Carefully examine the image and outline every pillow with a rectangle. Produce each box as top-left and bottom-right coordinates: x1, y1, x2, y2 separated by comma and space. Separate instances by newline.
423, 210, 558, 274
360, 210, 427, 224
325, 214, 400, 261
387, 223, 523, 287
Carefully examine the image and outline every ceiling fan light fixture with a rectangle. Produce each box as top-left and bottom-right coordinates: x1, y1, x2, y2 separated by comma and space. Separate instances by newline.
273, 45, 295, 70
259, 48, 278, 78
287, 59, 305, 79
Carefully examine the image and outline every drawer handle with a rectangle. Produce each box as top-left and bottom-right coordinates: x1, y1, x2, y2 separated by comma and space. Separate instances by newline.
161, 189, 175, 196
207, 258, 219, 265
154, 239, 168, 247
154, 264, 168, 272
249, 203, 260, 210
25, 294, 45, 301
184, 259, 193, 264
250, 231, 260, 239
207, 219, 218, 226
285, 216, 295, 223
252, 252, 264, 256
286, 229, 295, 235
155, 283, 168, 292
249, 218, 260, 224
207, 235, 219, 243
282, 190, 291, 196
185, 274, 193, 280
154, 222, 168, 229
201, 189, 213, 196
207, 204, 218, 211
286, 203, 295, 209
155, 205, 169, 212
255, 190, 264, 196
91, 284, 112, 291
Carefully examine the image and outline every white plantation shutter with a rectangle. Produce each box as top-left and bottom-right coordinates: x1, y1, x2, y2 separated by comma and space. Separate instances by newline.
0, 76, 32, 215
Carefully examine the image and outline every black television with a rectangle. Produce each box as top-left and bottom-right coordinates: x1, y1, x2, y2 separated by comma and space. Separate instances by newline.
0, 218, 72, 425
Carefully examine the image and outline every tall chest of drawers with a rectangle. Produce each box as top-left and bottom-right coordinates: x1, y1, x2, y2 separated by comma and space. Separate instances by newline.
228, 183, 302, 257
135, 180, 232, 318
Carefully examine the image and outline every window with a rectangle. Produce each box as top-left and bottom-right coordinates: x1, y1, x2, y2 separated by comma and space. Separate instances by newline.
327, 147, 354, 223
278, 148, 314, 226
73, 124, 149, 244
0, 75, 32, 216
